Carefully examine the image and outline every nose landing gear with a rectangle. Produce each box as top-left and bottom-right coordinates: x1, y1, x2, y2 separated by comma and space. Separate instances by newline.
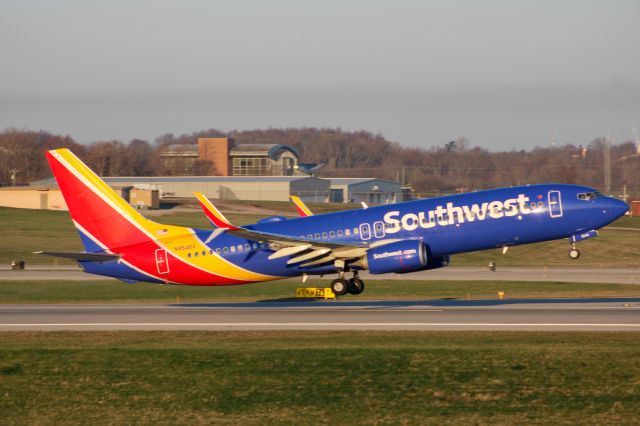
569, 243, 581, 260
330, 271, 365, 296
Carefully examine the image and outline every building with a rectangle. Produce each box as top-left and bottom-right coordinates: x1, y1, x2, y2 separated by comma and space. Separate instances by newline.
0, 187, 67, 210
328, 178, 402, 204
160, 138, 307, 177
31, 175, 330, 203
230, 144, 299, 176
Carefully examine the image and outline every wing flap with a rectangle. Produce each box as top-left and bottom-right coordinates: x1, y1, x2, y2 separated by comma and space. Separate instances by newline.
300, 255, 336, 267
287, 248, 332, 265
268, 244, 312, 260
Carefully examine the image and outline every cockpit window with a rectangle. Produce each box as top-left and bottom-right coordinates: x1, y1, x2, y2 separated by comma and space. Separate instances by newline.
577, 191, 603, 201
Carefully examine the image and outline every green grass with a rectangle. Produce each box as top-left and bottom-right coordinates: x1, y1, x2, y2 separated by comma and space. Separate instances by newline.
2, 205, 640, 267
455, 227, 640, 267
0, 207, 82, 265
609, 215, 640, 228
1, 331, 639, 424
1, 279, 639, 304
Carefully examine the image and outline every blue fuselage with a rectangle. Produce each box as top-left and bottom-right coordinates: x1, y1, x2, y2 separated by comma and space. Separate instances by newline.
183, 184, 628, 278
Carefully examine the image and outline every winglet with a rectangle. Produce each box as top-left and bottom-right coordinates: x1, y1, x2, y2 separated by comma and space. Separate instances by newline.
194, 192, 239, 230
290, 195, 314, 217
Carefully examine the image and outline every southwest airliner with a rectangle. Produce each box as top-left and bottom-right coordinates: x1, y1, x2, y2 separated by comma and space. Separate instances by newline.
40, 148, 628, 296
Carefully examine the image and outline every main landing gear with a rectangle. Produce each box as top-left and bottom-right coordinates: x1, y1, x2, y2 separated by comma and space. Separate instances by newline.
569, 243, 581, 260
330, 271, 365, 296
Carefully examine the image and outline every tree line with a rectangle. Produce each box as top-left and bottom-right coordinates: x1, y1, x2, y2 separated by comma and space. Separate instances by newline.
2, 127, 639, 199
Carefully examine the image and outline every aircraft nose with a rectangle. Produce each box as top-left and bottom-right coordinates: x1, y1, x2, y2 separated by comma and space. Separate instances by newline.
604, 197, 628, 219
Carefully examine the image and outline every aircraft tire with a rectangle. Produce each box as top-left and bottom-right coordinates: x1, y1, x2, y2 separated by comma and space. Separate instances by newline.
331, 278, 349, 296
347, 278, 365, 295
569, 248, 580, 259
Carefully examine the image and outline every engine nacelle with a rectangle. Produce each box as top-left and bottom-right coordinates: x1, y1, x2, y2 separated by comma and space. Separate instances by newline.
365, 240, 427, 274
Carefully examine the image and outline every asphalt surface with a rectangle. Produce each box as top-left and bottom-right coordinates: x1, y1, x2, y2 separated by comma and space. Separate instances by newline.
3, 266, 640, 284
2, 298, 640, 331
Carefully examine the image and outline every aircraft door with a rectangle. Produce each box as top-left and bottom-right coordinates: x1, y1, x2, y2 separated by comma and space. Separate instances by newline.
373, 221, 386, 239
548, 190, 563, 218
359, 223, 371, 240
155, 249, 170, 274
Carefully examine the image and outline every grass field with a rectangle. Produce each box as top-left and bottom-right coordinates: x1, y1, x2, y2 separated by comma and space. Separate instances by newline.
1, 279, 639, 304
2, 205, 639, 267
1, 331, 639, 425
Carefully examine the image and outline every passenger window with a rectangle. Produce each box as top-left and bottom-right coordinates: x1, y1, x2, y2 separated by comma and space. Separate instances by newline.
337, 230, 343, 237
307, 234, 313, 239
230, 246, 236, 253
353, 228, 359, 235
194, 252, 198, 257
315, 233, 320, 239
223, 247, 228, 253
202, 250, 206, 256
215, 248, 221, 254
252, 243, 258, 250
345, 229, 351, 236
237, 245, 243, 252
187, 253, 192, 258
329, 231, 335, 238
208, 249, 213, 255
322, 232, 328, 239
245, 244, 251, 251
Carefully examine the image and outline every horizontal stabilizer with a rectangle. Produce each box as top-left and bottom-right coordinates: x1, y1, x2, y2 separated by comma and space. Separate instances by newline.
35, 251, 121, 263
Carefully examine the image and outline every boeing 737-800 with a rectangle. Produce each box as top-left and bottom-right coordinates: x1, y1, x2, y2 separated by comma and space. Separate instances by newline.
39, 148, 628, 296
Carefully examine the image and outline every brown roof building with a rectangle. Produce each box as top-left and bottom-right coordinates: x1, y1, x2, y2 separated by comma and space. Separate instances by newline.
160, 138, 305, 177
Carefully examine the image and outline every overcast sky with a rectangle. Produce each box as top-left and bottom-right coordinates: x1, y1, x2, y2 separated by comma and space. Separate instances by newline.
1, 0, 639, 150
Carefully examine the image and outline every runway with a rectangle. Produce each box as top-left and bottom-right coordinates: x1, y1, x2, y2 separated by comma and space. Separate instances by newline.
3, 266, 640, 284
2, 298, 640, 331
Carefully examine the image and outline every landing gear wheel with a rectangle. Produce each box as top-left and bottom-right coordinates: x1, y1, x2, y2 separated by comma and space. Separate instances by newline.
330, 278, 349, 296
569, 248, 580, 259
347, 278, 365, 295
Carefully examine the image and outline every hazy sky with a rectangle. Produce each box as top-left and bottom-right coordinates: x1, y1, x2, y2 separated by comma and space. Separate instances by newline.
1, 0, 639, 150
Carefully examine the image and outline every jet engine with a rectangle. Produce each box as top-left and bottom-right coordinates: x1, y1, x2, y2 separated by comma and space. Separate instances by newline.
364, 240, 427, 274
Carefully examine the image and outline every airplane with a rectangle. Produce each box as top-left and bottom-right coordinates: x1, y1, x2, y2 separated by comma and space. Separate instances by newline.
39, 148, 629, 296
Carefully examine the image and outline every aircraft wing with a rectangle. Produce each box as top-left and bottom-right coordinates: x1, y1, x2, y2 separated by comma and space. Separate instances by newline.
194, 193, 400, 267
228, 226, 402, 266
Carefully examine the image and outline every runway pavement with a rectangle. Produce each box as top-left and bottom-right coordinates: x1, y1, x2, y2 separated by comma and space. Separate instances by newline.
2, 266, 640, 284
1, 297, 640, 331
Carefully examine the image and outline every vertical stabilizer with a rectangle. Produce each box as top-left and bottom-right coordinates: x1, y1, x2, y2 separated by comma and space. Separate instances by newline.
46, 149, 158, 251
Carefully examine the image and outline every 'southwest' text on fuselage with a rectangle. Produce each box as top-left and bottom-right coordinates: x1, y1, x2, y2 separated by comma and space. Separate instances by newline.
383, 194, 535, 233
